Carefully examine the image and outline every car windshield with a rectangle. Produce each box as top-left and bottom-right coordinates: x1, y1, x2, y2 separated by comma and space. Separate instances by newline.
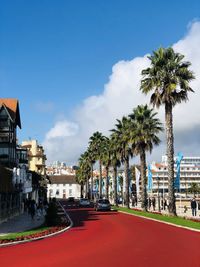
98, 199, 110, 204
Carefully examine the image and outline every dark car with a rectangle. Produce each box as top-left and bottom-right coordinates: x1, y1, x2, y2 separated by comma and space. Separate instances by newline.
79, 198, 91, 207
95, 199, 111, 211
66, 197, 77, 207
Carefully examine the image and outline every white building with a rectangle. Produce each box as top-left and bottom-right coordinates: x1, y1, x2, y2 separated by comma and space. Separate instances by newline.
47, 175, 81, 199
46, 166, 75, 176
149, 156, 200, 196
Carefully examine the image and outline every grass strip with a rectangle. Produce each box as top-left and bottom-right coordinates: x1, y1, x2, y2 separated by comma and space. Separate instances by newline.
114, 206, 200, 231
0, 226, 49, 240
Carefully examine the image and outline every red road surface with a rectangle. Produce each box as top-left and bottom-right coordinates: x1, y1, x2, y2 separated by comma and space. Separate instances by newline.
1, 207, 200, 267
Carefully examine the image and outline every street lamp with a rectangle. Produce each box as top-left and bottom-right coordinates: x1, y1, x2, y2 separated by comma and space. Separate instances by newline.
156, 175, 161, 212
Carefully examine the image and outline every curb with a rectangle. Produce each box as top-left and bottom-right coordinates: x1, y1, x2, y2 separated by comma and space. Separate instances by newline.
118, 210, 200, 233
0, 202, 73, 248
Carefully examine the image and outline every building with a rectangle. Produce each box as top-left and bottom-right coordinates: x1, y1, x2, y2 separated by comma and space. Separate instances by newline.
0, 98, 21, 167
0, 99, 32, 222
148, 156, 200, 197
47, 175, 81, 199
21, 140, 46, 175
21, 140, 48, 202
46, 165, 76, 176
16, 146, 32, 198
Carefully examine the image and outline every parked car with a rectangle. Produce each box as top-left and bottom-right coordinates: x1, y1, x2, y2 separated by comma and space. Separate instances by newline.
66, 197, 77, 207
95, 199, 111, 211
79, 198, 91, 207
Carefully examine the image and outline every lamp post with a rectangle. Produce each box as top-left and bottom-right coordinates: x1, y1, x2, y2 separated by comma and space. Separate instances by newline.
156, 175, 160, 212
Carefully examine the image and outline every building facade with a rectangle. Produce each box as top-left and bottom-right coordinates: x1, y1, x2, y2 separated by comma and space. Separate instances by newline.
21, 140, 46, 175
0, 99, 33, 222
47, 175, 81, 199
148, 156, 200, 197
0, 99, 21, 167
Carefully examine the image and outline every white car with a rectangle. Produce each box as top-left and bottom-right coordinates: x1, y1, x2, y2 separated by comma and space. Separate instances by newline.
79, 198, 91, 207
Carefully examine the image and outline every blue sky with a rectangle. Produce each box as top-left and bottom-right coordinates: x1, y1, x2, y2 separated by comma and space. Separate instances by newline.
1, 0, 200, 163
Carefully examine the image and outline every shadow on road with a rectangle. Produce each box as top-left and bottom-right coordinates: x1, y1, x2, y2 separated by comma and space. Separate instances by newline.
60, 200, 117, 229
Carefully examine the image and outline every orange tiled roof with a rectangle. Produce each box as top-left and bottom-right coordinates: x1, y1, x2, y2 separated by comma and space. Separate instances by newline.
0, 98, 21, 128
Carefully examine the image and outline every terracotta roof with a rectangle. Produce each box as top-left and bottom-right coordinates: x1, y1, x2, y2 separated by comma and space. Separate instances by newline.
48, 175, 78, 184
0, 98, 21, 128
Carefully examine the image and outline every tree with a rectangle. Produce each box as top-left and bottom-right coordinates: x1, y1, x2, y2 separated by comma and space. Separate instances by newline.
129, 105, 163, 211
85, 148, 95, 200
188, 183, 200, 197
141, 47, 194, 215
101, 137, 111, 200
78, 152, 92, 198
111, 117, 133, 208
110, 133, 121, 206
89, 131, 106, 198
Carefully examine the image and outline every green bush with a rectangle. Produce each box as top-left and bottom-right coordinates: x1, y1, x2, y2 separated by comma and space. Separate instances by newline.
45, 201, 61, 226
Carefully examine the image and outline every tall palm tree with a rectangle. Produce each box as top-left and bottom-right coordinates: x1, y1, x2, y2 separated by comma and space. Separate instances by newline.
140, 47, 195, 215
85, 148, 95, 200
101, 137, 111, 200
78, 152, 91, 198
129, 105, 163, 211
110, 133, 121, 206
89, 131, 106, 199
111, 117, 133, 208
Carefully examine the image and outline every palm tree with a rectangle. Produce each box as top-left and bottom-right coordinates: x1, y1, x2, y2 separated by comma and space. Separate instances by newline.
129, 105, 163, 211
85, 148, 95, 200
75, 168, 85, 198
110, 133, 121, 206
78, 152, 92, 198
89, 131, 106, 199
101, 137, 111, 200
188, 183, 200, 197
111, 117, 133, 208
141, 47, 195, 215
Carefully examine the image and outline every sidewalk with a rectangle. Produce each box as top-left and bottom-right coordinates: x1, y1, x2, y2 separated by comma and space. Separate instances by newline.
0, 212, 45, 236
130, 203, 200, 220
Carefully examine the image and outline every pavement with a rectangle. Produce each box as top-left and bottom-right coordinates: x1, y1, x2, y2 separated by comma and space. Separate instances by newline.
131, 202, 200, 219
0, 211, 45, 236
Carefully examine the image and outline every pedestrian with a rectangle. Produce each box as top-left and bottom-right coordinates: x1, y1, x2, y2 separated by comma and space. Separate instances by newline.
164, 199, 167, 210
148, 197, 151, 210
132, 196, 135, 207
152, 197, 156, 211
29, 199, 36, 220
191, 198, 197, 216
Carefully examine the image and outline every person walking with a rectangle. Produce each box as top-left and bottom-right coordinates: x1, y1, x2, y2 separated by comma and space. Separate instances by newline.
152, 197, 156, 211
148, 197, 151, 210
29, 199, 36, 220
191, 198, 197, 216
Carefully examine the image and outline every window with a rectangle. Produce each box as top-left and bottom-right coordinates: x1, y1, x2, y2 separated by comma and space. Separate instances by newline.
69, 183, 72, 187
69, 189, 72, 196
49, 189, 53, 196
56, 189, 59, 195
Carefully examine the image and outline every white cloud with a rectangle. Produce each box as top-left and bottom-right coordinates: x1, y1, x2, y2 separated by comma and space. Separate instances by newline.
46, 121, 79, 139
43, 21, 200, 165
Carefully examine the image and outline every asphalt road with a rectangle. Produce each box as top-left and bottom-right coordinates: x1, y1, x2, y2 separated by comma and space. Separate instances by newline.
1, 207, 200, 267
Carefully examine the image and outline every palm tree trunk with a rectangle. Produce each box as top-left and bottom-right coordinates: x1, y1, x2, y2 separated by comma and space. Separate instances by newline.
90, 164, 93, 200
165, 103, 176, 216
81, 182, 84, 198
140, 148, 147, 211
85, 177, 89, 198
105, 166, 109, 199
99, 160, 102, 198
113, 166, 118, 206
124, 155, 130, 208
